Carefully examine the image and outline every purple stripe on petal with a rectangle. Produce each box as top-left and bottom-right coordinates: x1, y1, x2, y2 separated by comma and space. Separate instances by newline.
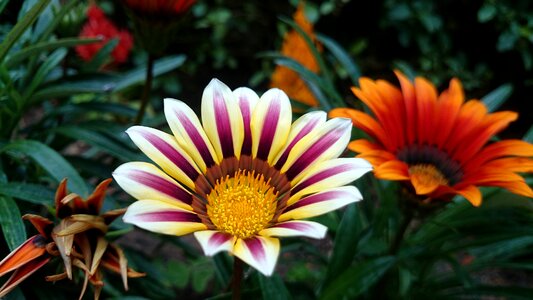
239, 99, 253, 156
256, 100, 281, 160
285, 127, 345, 180
291, 163, 353, 195
136, 211, 201, 223
273, 222, 313, 232
175, 110, 216, 168
130, 170, 192, 205
213, 91, 235, 157
244, 237, 266, 264
283, 190, 349, 213
142, 131, 199, 181
208, 232, 231, 248
274, 117, 322, 169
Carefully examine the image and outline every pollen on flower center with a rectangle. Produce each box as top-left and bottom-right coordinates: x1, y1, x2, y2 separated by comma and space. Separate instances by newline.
408, 164, 449, 187
206, 170, 278, 239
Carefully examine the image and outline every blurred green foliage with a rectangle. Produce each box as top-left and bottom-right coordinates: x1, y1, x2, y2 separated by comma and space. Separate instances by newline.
0, 0, 532, 299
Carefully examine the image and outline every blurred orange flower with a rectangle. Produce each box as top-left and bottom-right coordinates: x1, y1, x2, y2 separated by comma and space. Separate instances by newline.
75, 5, 133, 65
0, 179, 143, 299
270, 3, 321, 109
330, 71, 533, 206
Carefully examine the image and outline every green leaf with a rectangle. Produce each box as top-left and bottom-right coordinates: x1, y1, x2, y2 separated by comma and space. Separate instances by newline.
523, 124, 533, 143
0, 0, 50, 62
54, 126, 143, 161
5, 37, 100, 68
32, 74, 118, 100
320, 256, 395, 300
481, 83, 513, 112
36, 0, 80, 43
24, 48, 67, 99
0, 195, 27, 251
82, 38, 119, 72
316, 33, 361, 87
113, 55, 186, 92
258, 273, 292, 300
0, 0, 9, 15
1, 140, 88, 196
0, 182, 55, 205
322, 204, 366, 288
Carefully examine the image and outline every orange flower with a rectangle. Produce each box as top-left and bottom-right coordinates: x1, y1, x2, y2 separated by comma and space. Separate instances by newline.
0, 179, 143, 299
270, 3, 320, 108
330, 71, 533, 206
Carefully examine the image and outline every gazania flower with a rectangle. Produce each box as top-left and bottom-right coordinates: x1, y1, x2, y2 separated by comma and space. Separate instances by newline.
113, 79, 372, 275
0, 179, 143, 299
75, 5, 133, 64
330, 71, 533, 206
270, 3, 321, 109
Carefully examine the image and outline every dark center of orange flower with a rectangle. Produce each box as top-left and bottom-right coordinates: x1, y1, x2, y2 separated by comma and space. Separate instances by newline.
397, 145, 463, 185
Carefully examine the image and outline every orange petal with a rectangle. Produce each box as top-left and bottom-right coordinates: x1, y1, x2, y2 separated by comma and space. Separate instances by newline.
482, 157, 533, 173
394, 70, 417, 144
0, 256, 50, 298
348, 139, 383, 153
374, 160, 410, 180
456, 185, 482, 206
414, 76, 438, 145
55, 178, 69, 218
487, 180, 533, 198
410, 172, 441, 195
86, 178, 113, 215
434, 78, 464, 148
0, 235, 47, 277
22, 214, 53, 238
464, 140, 533, 172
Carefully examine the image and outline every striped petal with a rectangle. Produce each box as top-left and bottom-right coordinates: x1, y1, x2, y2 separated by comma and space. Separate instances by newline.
281, 118, 352, 183
194, 230, 235, 256
288, 158, 372, 205
123, 200, 207, 236
233, 236, 280, 276
126, 126, 200, 189
234, 87, 259, 156
273, 111, 327, 169
260, 220, 327, 239
279, 186, 362, 222
113, 162, 193, 210
164, 98, 218, 172
251, 88, 292, 163
201, 79, 244, 160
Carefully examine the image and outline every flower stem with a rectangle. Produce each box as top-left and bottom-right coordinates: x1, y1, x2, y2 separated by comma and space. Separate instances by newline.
135, 53, 155, 124
232, 257, 243, 300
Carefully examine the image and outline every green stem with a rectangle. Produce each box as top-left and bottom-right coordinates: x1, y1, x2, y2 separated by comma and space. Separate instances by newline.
232, 257, 243, 300
135, 53, 155, 124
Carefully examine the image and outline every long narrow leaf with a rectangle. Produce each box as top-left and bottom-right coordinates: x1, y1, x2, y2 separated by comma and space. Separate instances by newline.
113, 55, 186, 92
5, 37, 100, 68
320, 256, 395, 300
481, 83, 513, 112
1, 140, 88, 196
316, 33, 362, 87
0, 0, 50, 62
0, 182, 55, 205
0, 195, 27, 251
258, 273, 292, 300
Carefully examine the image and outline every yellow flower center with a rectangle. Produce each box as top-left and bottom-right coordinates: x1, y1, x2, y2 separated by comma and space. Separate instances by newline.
408, 164, 449, 187
206, 170, 278, 239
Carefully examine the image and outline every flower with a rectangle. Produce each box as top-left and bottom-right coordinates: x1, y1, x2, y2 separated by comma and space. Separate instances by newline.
329, 71, 533, 206
122, 0, 196, 16
0, 179, 143, 299
113, 79, 372, 275
270, 3, 321, 109
120, 0, 196, 56
75, 5, 133, 64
